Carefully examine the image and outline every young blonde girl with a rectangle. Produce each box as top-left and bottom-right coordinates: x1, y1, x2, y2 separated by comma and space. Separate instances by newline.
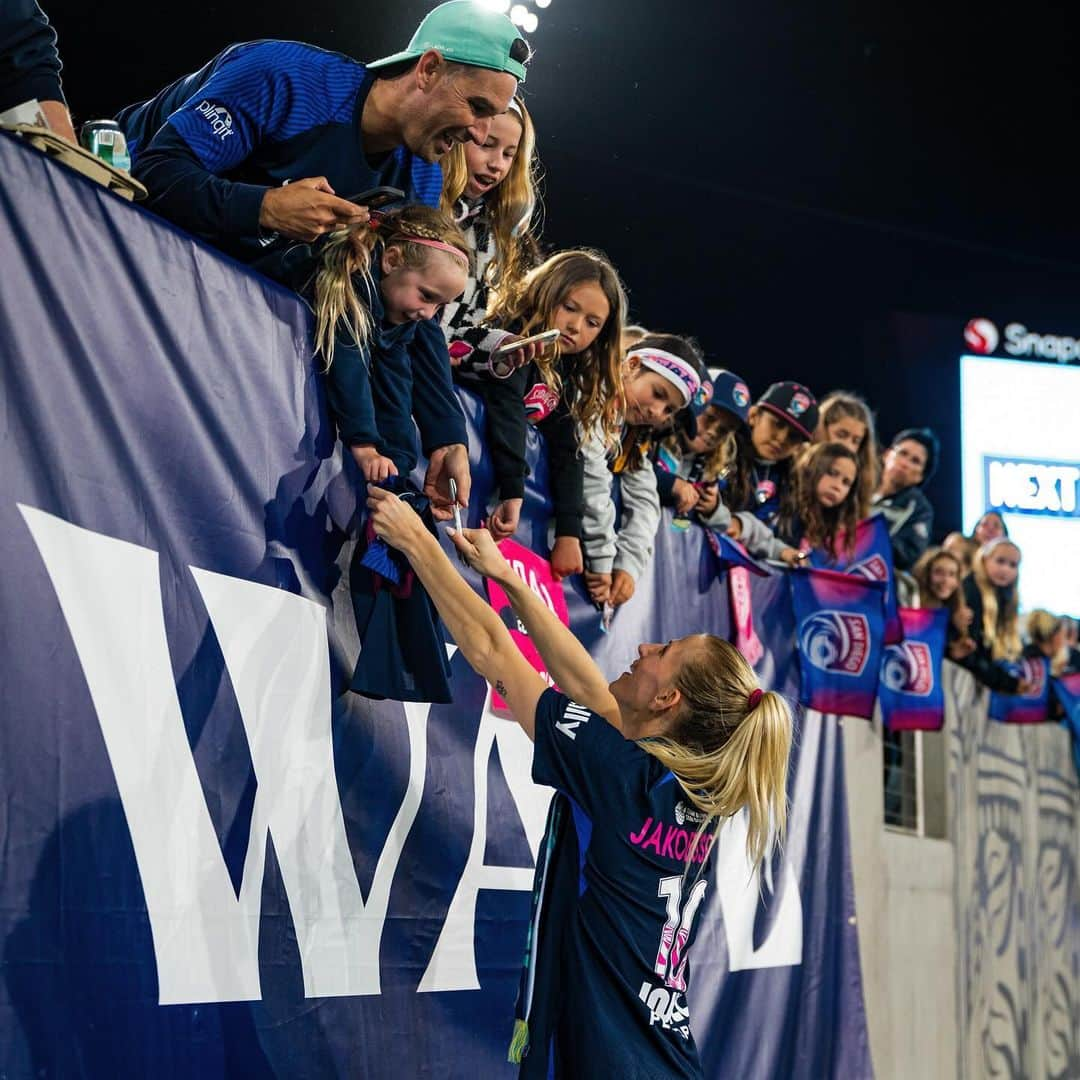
439, 96, 541, 335
814, 392, 879, 517
451, 249, 627, 572
731, 442, 860, 567
365, 488, 792, 1080
256, 204, 474, 512
957, 537, 1027, 692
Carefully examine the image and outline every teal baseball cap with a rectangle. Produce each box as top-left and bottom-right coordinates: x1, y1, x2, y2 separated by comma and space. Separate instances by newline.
368, 1, 530, 83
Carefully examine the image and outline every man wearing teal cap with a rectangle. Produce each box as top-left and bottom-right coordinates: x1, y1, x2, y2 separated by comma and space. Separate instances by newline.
117, 0, 530, 259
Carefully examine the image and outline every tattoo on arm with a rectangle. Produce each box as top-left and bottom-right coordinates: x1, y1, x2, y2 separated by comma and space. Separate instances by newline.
495, 679, 507, 698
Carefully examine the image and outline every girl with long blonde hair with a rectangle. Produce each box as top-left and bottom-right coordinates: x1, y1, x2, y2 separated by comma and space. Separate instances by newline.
364, 486, 793, 1080
256, 204, 474, 515
956, 537, 1028, 692
439, 96, 541, 334
451, 248, 627, 573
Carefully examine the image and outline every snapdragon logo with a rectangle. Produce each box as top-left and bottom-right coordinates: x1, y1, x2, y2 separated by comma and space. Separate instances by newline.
195, 99, 235, 140
984, 456, 1080, 517
964, 317, 999, 355
964, 316, 1080, 363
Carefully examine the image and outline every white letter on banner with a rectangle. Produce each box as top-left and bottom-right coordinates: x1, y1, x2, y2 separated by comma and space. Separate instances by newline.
19, 505, 430, 1003
418, 690, 554, 992
711, 809, 803, 971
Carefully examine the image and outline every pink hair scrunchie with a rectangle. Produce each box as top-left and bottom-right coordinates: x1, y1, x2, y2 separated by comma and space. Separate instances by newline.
747, 688, 764, 710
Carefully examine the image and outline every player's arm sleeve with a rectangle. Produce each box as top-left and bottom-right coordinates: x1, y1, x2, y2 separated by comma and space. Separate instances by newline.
130, 43, 303, 243
0, 0, 64, 110
532, 689, 648, 818
410, 320, 469, 454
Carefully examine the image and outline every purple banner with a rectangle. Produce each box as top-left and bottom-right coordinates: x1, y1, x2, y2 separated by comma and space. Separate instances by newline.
878, 608, 948, 730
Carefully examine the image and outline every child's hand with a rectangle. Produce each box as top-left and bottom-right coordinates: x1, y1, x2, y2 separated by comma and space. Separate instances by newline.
424, 444, 471, 521
550, 536, 584, 579
952, 603, 974, 634
779, 547, 804, 567
1015, 678, 1034, 696
672, 478, 700, 515
726, 516, 743, 540
947, 636, 976, 661
584, 571, 612, 605
351, 444, 398, 483
695, 484, 719, 515
609, 570, 636, 607
488, 498, 522, 540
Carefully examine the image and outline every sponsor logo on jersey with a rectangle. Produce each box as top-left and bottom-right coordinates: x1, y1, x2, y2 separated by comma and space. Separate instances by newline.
638, 980, 691, 1038
555, 700, 591, 740
674, 800, 706, 827
195, 99, 236, 140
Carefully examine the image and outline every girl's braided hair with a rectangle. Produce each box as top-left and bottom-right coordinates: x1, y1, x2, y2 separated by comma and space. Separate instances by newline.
312, 205, 472, 368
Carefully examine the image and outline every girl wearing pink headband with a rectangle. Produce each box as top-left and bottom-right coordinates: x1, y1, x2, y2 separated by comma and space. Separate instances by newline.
253, 203, 474, 514
582, 333, 710, 610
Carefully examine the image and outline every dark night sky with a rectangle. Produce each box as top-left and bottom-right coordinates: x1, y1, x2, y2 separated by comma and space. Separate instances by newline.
42, 0, 1080, 532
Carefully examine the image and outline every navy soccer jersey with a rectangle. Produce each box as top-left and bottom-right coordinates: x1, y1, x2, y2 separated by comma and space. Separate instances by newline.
524, 689, 716, 1079
115, 40, 444, 263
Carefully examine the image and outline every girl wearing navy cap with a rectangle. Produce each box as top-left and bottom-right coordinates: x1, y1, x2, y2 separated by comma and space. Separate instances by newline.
654, 367, 752, 529
726, 381, 819, 553
364, 486, 793, 1080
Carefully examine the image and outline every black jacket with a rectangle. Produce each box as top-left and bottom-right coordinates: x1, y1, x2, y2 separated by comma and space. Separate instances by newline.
871, 484, 933, 571
951, 574, 1021, 693
452, 327, 585, 538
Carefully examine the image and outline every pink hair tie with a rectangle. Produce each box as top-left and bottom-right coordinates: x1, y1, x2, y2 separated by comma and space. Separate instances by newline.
401, 235, 470, 266
747, 688, 764, 709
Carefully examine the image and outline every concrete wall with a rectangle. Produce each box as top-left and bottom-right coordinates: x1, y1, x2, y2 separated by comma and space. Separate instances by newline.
844, 714, 958, 1080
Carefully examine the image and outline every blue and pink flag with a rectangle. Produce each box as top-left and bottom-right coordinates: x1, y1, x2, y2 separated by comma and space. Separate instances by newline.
809, 515, 902, 644
878, 608, 948, 730
989, 656, 1051, 724
790, 566, 886, 718
706, 530, 770, 668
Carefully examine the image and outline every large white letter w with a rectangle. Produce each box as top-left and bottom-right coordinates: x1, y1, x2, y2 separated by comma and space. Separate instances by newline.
18, 505, 424, 1006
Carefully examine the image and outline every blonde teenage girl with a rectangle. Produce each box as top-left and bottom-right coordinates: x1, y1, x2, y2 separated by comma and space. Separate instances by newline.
440, 96, 540, 335
957, 537, 1029, 692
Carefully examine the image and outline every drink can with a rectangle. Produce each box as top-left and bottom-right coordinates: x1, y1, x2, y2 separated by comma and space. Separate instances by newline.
80, 120, 131, 172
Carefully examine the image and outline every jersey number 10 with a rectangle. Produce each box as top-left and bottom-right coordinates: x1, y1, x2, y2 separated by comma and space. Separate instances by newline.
654, 875, 708, 992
